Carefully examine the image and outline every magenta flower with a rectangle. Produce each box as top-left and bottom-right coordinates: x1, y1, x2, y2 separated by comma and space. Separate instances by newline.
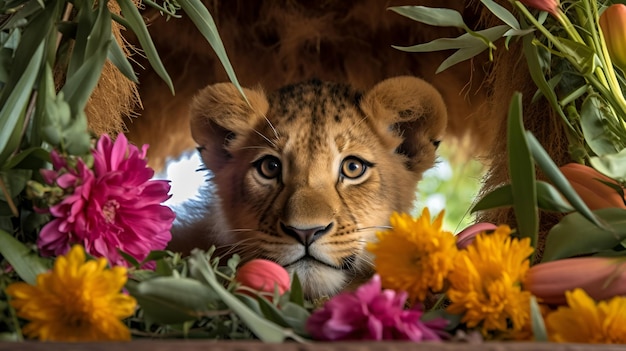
38, 134, 175, 268
306, 275, 448, 341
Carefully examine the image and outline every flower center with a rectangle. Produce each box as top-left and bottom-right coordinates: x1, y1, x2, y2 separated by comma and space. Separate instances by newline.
102, 200, 120, 224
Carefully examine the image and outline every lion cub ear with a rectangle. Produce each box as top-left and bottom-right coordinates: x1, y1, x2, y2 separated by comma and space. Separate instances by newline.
190, 83, 269, 171
360, 76, 447, 172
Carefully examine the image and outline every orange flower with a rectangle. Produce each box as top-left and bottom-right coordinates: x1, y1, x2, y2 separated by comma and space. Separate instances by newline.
560, 163, 625, 210
600, 4, 626, 72
525, 257, 626, 305
235, 259, 290, 296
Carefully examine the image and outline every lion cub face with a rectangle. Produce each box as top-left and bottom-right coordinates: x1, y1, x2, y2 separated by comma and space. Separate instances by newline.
190, 77, 446, 298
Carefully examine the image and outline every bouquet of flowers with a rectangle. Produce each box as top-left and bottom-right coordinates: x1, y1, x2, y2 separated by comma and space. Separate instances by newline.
1, 0, 626, 345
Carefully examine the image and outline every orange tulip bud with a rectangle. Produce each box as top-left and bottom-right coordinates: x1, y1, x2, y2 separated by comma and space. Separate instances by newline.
600, 4, 626, 71
559, 163, 625, 210
235, 259, 290, 296
525, 257, 626, 305
520, 0, 560, 16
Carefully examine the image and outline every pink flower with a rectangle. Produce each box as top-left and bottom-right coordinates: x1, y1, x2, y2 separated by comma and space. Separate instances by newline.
235, 259, 291, 297
455, 222, 497, 249
38, 134, 175, 268
306, 275, 448, 341
521, 0, 560, 16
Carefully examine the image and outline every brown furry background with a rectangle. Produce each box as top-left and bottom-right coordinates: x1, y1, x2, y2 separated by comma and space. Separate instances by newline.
87, 0, 571, 257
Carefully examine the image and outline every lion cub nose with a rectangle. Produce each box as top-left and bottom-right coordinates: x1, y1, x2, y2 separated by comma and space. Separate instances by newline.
280, 222, 334, 245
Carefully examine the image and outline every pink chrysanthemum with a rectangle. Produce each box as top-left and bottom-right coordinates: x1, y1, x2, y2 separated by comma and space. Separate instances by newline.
38, 134, 175, 268
306, 275, 448, 341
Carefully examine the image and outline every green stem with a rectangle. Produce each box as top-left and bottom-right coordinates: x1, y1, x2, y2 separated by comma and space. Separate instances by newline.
516, 1, 626, 125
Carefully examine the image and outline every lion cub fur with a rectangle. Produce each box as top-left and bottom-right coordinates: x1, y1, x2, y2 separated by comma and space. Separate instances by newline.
170, 76, 447, 298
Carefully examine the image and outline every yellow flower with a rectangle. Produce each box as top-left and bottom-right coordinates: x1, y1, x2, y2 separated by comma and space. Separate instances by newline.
5, 245, 136, 341
446, 226, 534, 334
367, 208, 458, 301
546, 289, 626, 343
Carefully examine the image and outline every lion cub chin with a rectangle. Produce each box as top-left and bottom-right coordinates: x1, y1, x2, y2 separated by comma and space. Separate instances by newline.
170, 76, 447, 299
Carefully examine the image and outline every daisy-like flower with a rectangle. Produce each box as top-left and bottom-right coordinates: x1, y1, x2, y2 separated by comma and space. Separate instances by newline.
5, 245, 136, 341
546, 288, 626, 343
306, 274, 448, 341
38, 133, 175, 267
446, 225, 534, 334
367, 209, 458, 302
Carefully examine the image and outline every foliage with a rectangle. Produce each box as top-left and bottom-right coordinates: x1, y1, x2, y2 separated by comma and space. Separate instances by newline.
392, 0, 626, 182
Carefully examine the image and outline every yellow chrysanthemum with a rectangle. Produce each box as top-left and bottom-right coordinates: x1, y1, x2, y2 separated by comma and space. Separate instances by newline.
446, 226, 534, 334
546, 288, 626, 343
5, 245, 136, 341
367, 208, 458, 301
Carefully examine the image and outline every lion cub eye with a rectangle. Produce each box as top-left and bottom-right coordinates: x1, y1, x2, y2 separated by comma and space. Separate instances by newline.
254, 155, 282, 179
340, 156, 369, 179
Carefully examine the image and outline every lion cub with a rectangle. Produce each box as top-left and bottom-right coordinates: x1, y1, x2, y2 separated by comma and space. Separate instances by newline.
170, 76, 447, 298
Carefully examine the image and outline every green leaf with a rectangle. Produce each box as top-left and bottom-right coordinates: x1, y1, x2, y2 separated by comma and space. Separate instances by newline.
580, 96, 619, 156
389, 6, 467, 28
480, 0, 519, 29
257, 296, 290, 328
129, 276, 220, 324
0, 229, 50, 285
0, 41, 42, 165
177, 0, 247, 103
526, 132, 605, 229
394, 25, 508, 53
61, 7, 111, 114
2, 147, 50, 171
590, 148, 626, 183
280, 302, 311, 337
472, 184, 514, 212
117, 0, 174, 94
436, 26, 508, 73
189, 250, 297, 342
289, 272, 304, 306
472, 181, 574, 213
0, 169, 32, 201
530, 296, 547, 341
107, 34, 138, 83
507, 93, 538, 247
522, 33, 575, 134
542, 208, 626, 262
536, 181, 575, 213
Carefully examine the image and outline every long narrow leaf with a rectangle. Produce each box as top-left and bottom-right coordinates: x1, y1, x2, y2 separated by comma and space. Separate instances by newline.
108, 34, 138, 83
116, 0, 174, 94
472, 181, 574, 213
526, 132, 605, 228
178, 0, 247, 103
0, 41, 43, 163
480, 0, 519, 29
507, 93, 538, 247
389, 6, 467, 28
0, 229, 50, 285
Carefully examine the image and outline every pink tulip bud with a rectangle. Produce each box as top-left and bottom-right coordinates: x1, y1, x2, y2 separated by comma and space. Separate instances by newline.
520, 0, 560, 16
600, 4, 626, 71
235, 259, 290, 296
525, 257, 626, 305
455, 222, 497, 249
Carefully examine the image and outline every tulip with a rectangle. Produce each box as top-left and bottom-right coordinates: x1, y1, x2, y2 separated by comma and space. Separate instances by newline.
600, 4, 626, 72
560, 163, 625, 210
234, 259, 290, 297
520, 0, 560, 17
525, 257, 626, 305
455, 222, 497, 249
